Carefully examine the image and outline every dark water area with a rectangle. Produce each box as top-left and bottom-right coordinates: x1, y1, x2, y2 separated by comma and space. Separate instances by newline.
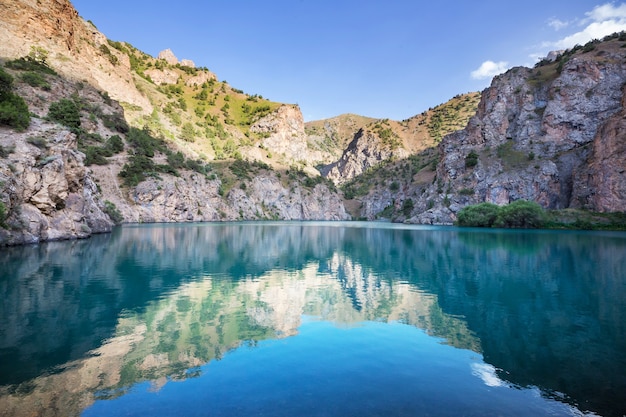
0, 222, 625, 416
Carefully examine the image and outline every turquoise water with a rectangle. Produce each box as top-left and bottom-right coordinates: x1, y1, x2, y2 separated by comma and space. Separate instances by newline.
1, 222, 625, 416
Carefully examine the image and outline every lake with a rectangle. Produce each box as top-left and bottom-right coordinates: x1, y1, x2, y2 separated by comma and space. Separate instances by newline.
1, 222, 625, 417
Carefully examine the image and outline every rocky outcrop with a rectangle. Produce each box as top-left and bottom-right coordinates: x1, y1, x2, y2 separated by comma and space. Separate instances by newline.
0, 0, 152, 114
157, 49, 178, 65
250, 105, 327, 169
572, 91, 626, 212
180, 59, 195, 68
0, 120, 113, 245
325, 128, 410, 185
408, 40, 626, 224
157, 49, 195, 68
185, 71, 217, 86
95, 167, 349, 223
144, 68, 179, 85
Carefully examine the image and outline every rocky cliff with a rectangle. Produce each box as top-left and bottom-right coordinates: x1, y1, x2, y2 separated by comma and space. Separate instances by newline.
0, 0, 353, 245
405, 36, 626, 224
0, 119, 113, 245
0, 0, 151, 114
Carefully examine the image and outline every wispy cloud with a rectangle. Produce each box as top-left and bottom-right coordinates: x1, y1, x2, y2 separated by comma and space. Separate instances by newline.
470, 60, 509, 80
543, 3, 626, 49
548, 18, 570, 31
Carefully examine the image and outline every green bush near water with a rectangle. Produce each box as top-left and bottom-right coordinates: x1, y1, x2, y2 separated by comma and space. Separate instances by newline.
457, 201, 626, 230
456, 202, 500, 227
493, 200, 547, 228
457, 200, 546, 229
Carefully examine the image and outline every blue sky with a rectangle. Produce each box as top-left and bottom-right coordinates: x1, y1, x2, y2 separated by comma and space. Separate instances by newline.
71, 1, 626, 121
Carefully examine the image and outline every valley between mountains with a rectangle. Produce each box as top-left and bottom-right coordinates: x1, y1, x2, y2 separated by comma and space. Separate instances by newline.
0, 0, 625, 245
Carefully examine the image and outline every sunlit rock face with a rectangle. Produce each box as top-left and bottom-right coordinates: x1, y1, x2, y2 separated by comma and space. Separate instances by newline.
409, 40, 626, 224
0, 120, 113, 245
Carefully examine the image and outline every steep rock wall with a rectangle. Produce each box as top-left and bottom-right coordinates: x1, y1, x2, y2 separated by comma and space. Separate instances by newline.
409, 43, 626, 224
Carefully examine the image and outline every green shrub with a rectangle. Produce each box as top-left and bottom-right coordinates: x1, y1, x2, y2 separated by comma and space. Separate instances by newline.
181, 122, 196, 142
107, 135, 124, 153
26, 136, 48, 149
0, 67, 14, 97
465, 150, 479, 168
0, 144, 15, 157
5, 56, 56, 75
84, 145, 112, 165
119, 154, 156, 187
48, 98, 81, 131
402, 198, 414, 216
0, 201, 7, 229
21, 72, 50, 90
103, 200, 124, 225
0, 94, 30, 131
456, 202, 500, 227
493, 200, 546, 229
0, 67, 30, 131
101, 113, 129, 133
229, 159, 251, 180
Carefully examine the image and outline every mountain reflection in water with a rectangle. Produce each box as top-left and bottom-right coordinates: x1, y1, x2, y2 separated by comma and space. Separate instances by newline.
0, 222, 624, 417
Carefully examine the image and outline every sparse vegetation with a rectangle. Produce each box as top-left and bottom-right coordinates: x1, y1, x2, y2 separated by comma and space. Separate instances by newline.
0, 66, 30, 131
103, 200, 124, 225
48, 97, 81, 132
21, 71, 51, 90
26, 136, 48, 149
465, 150, 478, 168
5, 47, 56, 75
0, 201, 8, 229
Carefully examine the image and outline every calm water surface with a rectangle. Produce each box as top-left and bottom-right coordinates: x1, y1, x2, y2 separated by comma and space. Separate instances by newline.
1, 222, 625, 417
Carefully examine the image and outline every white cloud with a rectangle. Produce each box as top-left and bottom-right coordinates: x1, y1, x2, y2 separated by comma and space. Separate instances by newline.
548, 18, 569, 31
470, 60, 509, 80
584, 2, 626, 22
544, 3, 626, 49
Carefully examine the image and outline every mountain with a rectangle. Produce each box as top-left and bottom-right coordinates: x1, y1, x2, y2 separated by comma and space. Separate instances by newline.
2, 0, 623, 245
403, 35, 626, 224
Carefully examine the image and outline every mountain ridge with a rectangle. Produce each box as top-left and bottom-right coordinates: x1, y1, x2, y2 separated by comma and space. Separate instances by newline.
1, 0, 624, 245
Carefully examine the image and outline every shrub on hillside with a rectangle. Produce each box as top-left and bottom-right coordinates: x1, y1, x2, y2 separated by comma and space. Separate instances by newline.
101, 113, 129, 133
0, 66, 30, 131
0, 201, 8, 229
465, 150, 479, 168
48, 98, 81, 131
21, 72, 51, 90
0, 94, 30, 131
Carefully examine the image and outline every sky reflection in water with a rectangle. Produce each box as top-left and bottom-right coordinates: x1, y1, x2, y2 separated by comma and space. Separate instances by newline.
0, 222, 624, 417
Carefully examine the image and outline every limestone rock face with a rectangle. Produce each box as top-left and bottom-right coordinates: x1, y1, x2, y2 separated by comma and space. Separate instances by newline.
572, 91, 626, 212
408, 42, 626, 224
96, 168, 349, 224
0, 120, 113, 245
251, 105, 326, 168
157, 49, 178, 65
180, 59, 195, 68
325, 128, 410, 185
0, 0, 152, 114
185, 71, 217, 86
144, 68, 179, 85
